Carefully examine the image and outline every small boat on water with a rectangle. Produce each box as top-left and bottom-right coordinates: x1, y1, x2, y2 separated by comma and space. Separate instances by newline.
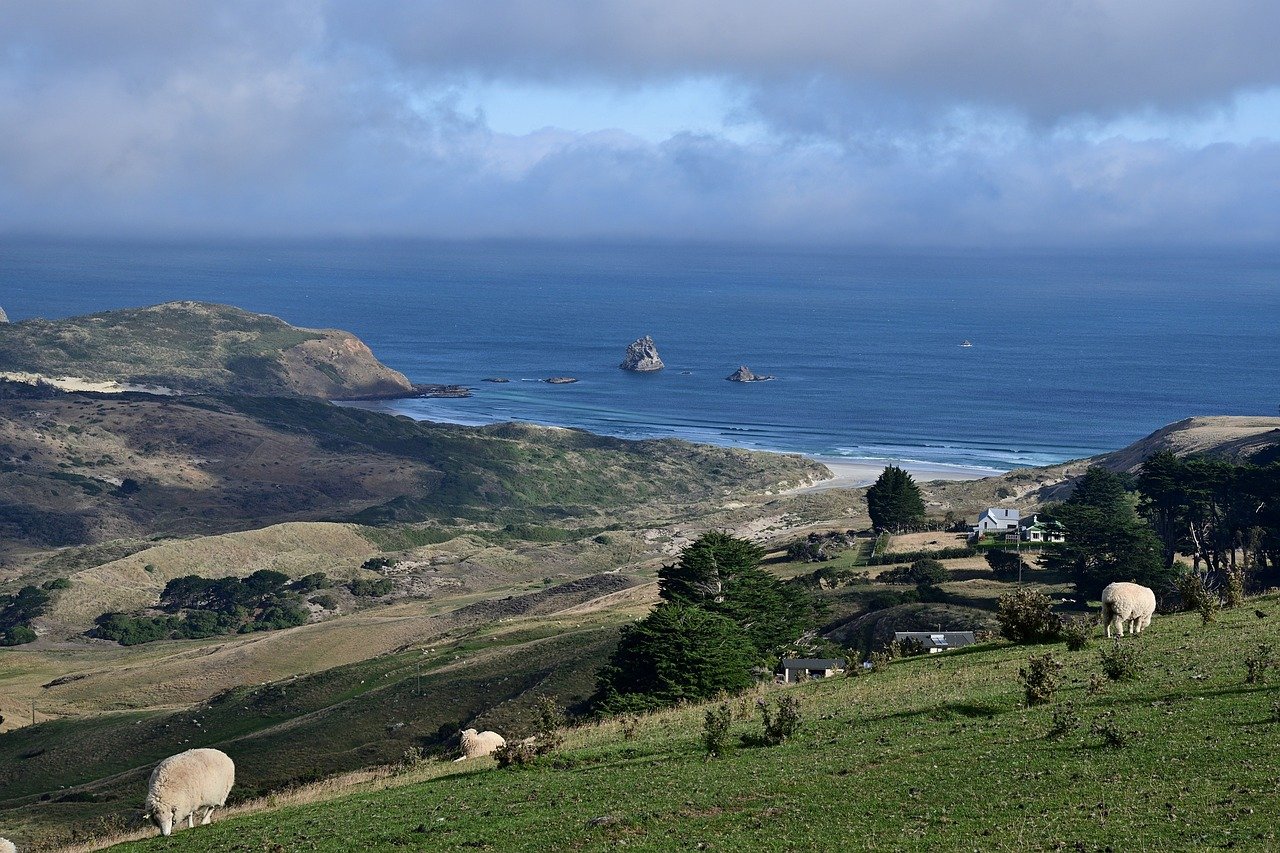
960, 340, 973, 347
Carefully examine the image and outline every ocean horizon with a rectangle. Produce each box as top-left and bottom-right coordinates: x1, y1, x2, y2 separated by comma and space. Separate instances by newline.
3, 238, 1278, 472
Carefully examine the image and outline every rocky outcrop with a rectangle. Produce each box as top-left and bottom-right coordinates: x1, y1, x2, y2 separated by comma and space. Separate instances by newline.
726, 365, 774, 382
620, 336, 664, 372
544, 377, 579, 384
0, 306, 8, 323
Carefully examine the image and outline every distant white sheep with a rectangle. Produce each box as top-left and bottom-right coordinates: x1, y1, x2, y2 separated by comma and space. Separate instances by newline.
1100, 582, 1157, 638
144, 748, 235, 837
0, 836, 16, 853
455, 728, 506, 761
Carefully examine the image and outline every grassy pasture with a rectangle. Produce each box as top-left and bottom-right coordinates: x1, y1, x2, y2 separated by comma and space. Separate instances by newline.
92, 597, 1280, 852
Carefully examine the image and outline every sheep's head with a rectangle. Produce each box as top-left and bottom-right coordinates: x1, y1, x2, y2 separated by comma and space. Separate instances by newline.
145, 806, 176, 836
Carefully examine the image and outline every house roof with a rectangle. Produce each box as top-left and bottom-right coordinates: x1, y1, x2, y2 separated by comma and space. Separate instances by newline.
780, 658, 846, 669
978, 507, 1020, 523
893, 631, 977, 649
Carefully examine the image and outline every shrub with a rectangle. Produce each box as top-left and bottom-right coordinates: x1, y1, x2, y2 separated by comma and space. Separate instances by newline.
1091, 713, 1135, 748
986, 550, 1032, 581
996, 589, 1061, 643
494, 740, 538, 768
703, 702, 733, 758
41, 577, 72, 591
1176, 568, 1219, 624
349, 578, 394, 597
757, 695, 803, 746
1244, 643, 1277, 685
864, 547, 975, 567
1048, 702, 1081, 739
1099, 640, 1141, 681
1060, 616, 1093, 652
879, 559, 949, 586
620, 716, 640, 740
1019, 653, 1063, 706
361, 556, 395, 571
309, 594, 338, 610
0, 625, 37, 646
399, 746, 426, 771
1224, 565, 1246, 609
290, 572, 331, 592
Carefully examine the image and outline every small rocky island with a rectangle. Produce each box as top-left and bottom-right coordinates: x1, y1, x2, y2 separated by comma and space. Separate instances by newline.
544, 376, 579, 384
0, 305, 8, 323
620, 336, 664, 371
482, 377, 510, 383
726, 365, 774, 382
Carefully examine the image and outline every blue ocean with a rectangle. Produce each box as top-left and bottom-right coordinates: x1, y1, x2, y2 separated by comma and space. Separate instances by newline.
2, 239, 1278, 471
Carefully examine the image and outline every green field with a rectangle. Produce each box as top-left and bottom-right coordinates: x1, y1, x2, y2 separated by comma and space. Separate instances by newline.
93, 595, 1280, 852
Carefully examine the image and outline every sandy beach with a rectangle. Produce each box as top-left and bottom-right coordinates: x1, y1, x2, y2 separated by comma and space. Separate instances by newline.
788, 456, 997, 493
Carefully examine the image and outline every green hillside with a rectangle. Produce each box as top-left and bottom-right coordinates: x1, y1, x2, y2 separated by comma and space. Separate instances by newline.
0, 386, 824, 551
0, 301, 414, 399
94, 597, 1280, 852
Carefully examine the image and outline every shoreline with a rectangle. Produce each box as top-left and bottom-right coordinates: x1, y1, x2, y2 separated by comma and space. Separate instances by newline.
789, 456, 997, 493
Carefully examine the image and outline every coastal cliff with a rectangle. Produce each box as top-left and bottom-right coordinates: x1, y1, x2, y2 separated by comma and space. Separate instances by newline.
0, 301, 415, 400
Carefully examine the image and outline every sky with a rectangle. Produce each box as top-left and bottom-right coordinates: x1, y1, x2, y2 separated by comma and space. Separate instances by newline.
2, 1, 1280, 247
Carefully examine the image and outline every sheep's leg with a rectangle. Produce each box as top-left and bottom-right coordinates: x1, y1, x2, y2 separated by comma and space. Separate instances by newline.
201, 806, 215, 825
186, 812, 195, 829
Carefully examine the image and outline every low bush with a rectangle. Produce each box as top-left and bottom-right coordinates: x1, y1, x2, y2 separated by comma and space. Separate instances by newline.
1060, 616, 1093, 652
1099, 640, 1141, 681
1048, 702, 1081, 739
864, 546, 975, 567
1176, 567, 1220, 624
349, 578, 394, 597
1244, 643, 1277, 685
0, 625, 38, 646
756, 695, 803, 746
879, 559, 949, 586
1091, 712, 1136, 748
1019, 653, 1063, 706
996, 589, 1061, 643
703, 702, 733, 758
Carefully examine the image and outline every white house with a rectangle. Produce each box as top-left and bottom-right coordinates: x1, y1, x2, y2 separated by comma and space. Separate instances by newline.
971, 507, 1020, 539
1019, 513, 1066, 544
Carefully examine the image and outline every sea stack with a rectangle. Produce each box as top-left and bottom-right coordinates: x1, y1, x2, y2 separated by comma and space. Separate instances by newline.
0, 306, 8, 323
620, 336, 664, 372
726, 365, 774, 382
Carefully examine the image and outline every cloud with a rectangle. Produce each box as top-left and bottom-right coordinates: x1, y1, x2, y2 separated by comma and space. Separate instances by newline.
339, 0, 1280, 121
0, 1, 1278, 245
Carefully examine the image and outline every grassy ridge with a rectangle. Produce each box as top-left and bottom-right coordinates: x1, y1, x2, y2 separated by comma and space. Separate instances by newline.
100, 597, 1280, 852
0, 390, 824, 552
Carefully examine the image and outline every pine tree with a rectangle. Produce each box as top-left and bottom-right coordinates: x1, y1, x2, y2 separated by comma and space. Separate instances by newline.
865, 465, 927, 532
590, 604, 757, 714
658, 531, 813, 656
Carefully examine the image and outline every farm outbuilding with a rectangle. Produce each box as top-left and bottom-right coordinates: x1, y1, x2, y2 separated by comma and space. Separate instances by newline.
779, 658, 846, 683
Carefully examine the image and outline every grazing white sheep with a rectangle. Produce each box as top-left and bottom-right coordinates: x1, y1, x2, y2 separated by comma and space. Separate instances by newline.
144, 748, 235, 837
1101, 582, 1157, 638
0, 836, 16, 853
454, 728, 506, 761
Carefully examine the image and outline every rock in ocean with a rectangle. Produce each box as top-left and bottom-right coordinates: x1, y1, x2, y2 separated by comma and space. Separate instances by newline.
725, 365, 774, 382
620, 336, 664, 372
